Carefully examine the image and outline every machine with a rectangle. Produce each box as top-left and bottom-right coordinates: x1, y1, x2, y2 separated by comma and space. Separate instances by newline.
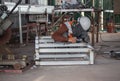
0, 0, 31, 70
0, 0, 22, 45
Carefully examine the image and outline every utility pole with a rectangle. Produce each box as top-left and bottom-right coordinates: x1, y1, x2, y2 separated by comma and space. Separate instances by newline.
99, 0, 104, 31
81, 0, 85, 16
25, 0, 30, 23
91, 0, 95, 46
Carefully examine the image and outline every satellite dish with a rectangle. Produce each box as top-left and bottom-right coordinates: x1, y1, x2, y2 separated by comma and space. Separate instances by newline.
79, 16, 91, 31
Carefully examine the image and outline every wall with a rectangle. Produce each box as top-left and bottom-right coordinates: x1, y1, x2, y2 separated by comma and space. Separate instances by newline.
1, 0, 25, 4
37, 0, 48, 5
1, 0, 39, 4
55, 0, 62, 5
55, 0, 77, 5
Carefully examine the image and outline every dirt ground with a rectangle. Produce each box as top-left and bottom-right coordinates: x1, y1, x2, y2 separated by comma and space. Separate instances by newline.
0, 32, 120, 81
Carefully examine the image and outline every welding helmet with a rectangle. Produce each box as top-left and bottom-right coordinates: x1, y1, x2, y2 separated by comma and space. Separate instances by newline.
77, 16, 91, 31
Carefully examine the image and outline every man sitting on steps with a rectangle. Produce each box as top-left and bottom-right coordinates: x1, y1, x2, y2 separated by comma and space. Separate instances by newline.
52, 16, 91, 43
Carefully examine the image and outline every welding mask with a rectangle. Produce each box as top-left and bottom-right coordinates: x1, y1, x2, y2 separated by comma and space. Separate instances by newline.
77, 16, 91, 31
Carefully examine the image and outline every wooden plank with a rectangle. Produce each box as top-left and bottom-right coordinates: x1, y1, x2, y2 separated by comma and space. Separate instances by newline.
54, 9, 94, 12
4, 70, 23, 73
38, 54, 88, 58
0, 61, 34, 73
89, 50, 94, 64
39, 39, 54, 43
35, 61, 90, 65
38, 48, 90, 53
38, 43, 88, 48
40, 36, 51, 39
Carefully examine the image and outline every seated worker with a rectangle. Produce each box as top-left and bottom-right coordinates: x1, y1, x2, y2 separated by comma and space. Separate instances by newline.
52, 16, 91, 43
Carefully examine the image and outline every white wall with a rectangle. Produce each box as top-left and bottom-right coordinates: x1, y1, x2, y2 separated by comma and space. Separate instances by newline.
55, 0, 62, 5
37, 0, 48, 5
30, 0, 38, 4
2, 0, 25, 4
2, 0, 38, 4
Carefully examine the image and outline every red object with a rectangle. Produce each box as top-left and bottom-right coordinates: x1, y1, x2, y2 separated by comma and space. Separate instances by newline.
0, 28, 12, 45
107, 22, 114, 33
